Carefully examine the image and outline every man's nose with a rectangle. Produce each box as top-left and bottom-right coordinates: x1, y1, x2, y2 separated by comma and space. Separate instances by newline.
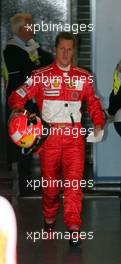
63, 49, 68, 56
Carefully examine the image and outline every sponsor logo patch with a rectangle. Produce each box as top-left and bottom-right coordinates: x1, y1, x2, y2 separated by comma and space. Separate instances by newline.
44, 90, 60, 96
16, 88, 27, 98
51, 77, 61, 89
75, 80, 84, 90
70, 91, 79, 100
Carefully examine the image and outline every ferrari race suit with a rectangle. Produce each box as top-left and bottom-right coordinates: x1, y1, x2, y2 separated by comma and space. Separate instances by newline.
8, 62, 104, 230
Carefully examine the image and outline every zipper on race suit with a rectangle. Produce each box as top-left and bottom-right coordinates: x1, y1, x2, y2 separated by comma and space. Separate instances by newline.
70, 113, 75, 126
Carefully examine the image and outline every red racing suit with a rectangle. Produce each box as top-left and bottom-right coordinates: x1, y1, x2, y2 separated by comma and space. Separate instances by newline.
8, 62, 104, 230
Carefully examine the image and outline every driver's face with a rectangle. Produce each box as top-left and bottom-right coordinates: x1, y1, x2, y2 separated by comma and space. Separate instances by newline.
55, 39, 74, 67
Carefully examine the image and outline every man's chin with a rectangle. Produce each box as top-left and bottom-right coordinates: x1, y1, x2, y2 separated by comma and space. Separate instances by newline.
61, 62, 70, 67
56, 60, 70, 68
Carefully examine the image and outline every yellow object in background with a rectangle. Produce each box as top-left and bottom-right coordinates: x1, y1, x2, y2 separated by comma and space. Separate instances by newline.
113, 70, 120, 95
113, 60, 121, 95
0, 197, 17, 264
0, 231, 6, 264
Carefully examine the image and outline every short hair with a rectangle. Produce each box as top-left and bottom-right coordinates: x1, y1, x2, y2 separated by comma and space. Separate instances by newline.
10, 13, 32, 33
55, 32, 76, 48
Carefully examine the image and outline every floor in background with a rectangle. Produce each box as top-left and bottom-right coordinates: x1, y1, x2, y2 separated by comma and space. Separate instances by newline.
15, 197, 121, 264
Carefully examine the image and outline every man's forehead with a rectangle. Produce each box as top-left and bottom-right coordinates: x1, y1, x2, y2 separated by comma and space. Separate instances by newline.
58, 39, 74, 46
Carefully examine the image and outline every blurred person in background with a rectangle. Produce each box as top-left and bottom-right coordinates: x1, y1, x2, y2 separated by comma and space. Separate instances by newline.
0, 196, 17, 264
108, 60, 121, 137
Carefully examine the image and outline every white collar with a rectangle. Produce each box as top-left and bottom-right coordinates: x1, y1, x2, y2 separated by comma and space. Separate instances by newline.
57, 64, 71, 71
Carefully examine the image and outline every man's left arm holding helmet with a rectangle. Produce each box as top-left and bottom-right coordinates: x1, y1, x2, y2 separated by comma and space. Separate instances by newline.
8, 70, 41, 113
7, 71, 45, 153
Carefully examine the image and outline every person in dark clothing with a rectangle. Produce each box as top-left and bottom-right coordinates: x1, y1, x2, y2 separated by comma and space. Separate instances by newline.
3, 13, 53, 195
108, 60, 121, 137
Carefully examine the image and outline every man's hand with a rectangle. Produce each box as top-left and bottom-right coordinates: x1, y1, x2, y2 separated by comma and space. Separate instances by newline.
9, 108, 37, 121
8, 108, 25, 121
94, 125, 103, 137
9, 108, 31, 121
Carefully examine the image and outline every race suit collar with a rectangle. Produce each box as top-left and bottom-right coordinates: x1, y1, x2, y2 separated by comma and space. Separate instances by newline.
56, 64, 71, 71
53, 62, 73, 74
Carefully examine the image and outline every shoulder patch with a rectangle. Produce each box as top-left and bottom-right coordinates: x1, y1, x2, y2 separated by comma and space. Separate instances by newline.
75, 67, 90, 76
31, 69, 41, 76
16, 88, 27, 98
30, 65, 53, 76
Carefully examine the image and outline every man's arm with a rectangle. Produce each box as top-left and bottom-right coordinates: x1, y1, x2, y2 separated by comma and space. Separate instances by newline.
8, 71, 41, 111
83, 79, 105, 132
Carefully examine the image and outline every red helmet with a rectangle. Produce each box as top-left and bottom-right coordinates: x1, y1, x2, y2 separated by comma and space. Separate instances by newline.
8, 111, 43, 151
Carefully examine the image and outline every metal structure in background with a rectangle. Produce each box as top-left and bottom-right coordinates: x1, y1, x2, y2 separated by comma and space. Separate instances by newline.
76, 0, 93, 178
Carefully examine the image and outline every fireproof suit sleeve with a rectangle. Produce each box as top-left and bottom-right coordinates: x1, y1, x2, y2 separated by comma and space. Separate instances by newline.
83, 79, 105, 128
8, 70, 41, 110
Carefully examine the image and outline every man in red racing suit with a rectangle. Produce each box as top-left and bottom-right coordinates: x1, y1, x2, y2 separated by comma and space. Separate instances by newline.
8, 32, 104, 239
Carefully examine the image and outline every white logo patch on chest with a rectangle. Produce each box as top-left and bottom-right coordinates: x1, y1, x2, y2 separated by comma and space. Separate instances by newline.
75, 80, 84, 90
